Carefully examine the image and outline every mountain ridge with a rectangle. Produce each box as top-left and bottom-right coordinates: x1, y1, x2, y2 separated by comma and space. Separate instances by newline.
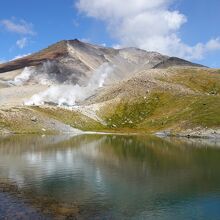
0, 39, 204, 74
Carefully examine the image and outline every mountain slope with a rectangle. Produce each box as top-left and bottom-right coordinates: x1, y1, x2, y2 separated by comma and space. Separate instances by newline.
0, 40, 219, 137
94, 68, 220, 136
153, 57, 205, 69
1, 66, 219, 137
0, 39, 203, 85
0, 40, 68, 73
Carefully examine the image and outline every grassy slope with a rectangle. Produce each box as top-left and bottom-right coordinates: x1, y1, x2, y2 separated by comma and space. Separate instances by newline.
34, 107, 106, 131
162, 68, 220, 95
0, 68, 220, 134
0, 107, 52, 134
100, 68, 220, 133
0, 106, 105, 134
102, 92, 220, 132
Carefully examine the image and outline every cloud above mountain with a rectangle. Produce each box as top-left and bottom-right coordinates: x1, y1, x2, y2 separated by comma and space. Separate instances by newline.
16, 37, 28, 49
76, 0, 220, 60
12, 53, 31, 60
0, 18, 35, 35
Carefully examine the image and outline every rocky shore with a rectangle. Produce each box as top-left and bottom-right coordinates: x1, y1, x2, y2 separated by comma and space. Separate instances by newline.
156, 127, 220, 139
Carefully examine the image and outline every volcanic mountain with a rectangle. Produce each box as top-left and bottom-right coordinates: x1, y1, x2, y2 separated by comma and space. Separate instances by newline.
0, 39, 219, 138
0, 39, 203, 85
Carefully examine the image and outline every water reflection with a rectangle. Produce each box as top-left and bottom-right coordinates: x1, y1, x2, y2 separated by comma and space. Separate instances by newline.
0, 134, 220, 219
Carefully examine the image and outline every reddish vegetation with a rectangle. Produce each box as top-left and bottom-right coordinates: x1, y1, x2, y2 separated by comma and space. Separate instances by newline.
0, 41, 69, 73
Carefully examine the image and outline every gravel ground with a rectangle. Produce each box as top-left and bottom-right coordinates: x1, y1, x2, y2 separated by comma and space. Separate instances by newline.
0, 85, 49, 107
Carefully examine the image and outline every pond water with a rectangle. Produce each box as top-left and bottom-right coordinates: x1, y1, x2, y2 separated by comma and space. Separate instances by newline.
0, 134, 220, 219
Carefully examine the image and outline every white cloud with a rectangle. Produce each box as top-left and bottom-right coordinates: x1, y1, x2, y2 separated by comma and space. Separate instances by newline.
12, 53, 31, 60
206, 38, 220, 51
79, 38, 91, 43
16, 37, 28, 49
0, 19, 35, 35
0, 54, 30, 63
76, 0, 220, 60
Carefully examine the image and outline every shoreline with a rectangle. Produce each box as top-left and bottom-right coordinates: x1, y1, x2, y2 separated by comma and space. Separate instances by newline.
155, 128, 220, 140
1, 128, 220, 140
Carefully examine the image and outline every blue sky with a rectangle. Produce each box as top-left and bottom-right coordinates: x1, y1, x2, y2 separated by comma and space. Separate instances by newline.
0, 0, 220, 67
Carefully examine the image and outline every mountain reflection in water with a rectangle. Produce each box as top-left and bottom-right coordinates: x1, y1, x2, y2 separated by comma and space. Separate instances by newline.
0, 134, 220, 219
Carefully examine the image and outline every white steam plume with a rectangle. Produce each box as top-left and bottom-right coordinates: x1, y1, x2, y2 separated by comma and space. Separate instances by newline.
8, 67, 35, 86
8, 61, 64, 86
25, 63, 114, 106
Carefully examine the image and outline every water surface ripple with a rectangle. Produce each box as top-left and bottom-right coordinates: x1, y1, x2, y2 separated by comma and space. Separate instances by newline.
0, 134, 220, 219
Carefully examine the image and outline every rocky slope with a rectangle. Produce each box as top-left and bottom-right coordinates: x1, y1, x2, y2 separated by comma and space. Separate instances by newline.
0, 39, 202, 85
0, 40, 219, 137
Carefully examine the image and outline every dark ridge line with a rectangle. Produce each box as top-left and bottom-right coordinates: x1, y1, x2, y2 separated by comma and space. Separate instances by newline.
153, 57, 206, 69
